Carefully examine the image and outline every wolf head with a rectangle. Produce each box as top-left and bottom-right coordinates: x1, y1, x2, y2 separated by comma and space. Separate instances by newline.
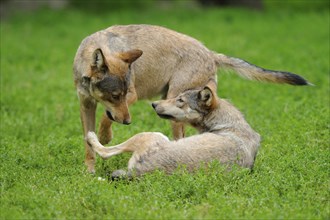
83, 48, 142, 124
152, 81, 218, 125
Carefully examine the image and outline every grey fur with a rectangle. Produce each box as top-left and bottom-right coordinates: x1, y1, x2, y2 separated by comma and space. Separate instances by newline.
87, 83, 260, 177
74, 24, 308, 173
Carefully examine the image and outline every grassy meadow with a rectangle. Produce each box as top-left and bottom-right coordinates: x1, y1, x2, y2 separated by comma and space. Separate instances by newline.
1, 4, 329, 219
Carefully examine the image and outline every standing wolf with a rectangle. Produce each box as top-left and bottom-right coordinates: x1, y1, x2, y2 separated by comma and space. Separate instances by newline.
86, 81, 260, 178
73, 24, 309, 173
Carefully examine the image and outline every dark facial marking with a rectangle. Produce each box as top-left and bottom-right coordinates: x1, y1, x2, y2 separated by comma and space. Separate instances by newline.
95, 75, 125, 92
95, 75, 128, 102
184, 90, 210, 115
106, 110, 115, 121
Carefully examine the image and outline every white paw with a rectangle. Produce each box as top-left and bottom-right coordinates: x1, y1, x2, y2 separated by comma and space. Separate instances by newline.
97, 176, 106, 181
86, 131, 99, 145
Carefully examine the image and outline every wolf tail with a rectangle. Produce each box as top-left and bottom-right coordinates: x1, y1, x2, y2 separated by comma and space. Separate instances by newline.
215, 53, 312, 86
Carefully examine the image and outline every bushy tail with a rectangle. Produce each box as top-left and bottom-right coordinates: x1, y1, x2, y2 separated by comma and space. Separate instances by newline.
215, 53, 311, 86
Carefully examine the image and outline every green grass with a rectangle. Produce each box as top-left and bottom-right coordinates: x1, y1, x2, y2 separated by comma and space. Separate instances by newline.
1, 5, 329, 219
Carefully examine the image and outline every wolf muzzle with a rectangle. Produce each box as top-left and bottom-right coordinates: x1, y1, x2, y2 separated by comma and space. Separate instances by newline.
152, 102, 176, 120
106, 111, 131, 125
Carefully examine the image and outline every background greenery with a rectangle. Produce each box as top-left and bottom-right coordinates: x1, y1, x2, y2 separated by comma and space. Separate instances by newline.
1, 2, 329, 219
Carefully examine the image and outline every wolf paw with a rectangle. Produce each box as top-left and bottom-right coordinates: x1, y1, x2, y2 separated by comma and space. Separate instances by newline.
111, 170, 128, 181
86, 131, 99, 146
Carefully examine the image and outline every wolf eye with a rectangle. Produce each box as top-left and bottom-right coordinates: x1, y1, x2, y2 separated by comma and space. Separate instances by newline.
176, 98, 185, 107
112, 94, 120, 100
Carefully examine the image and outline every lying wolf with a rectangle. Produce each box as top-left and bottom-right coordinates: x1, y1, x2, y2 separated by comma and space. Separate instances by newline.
86, 80, 261, 178
74, 24, 309, 172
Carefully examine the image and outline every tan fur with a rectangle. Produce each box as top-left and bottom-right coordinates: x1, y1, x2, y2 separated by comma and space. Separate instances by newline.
86, 83, 261, 177
74, 24, 308, 172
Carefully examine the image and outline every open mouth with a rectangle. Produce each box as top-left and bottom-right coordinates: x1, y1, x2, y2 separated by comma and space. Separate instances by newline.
106, 110, 115, 121
157, 113, 175, 120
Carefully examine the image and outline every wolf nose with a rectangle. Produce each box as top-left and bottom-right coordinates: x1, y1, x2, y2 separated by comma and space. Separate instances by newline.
152, 102, 157, 109
123, 119, 131, 125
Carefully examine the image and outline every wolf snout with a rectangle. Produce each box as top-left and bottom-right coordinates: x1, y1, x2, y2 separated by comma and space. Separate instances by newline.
106, 110, 131, 125
152, 102, 158, 109
123, 119, 131, 125
152, 101, 165, 115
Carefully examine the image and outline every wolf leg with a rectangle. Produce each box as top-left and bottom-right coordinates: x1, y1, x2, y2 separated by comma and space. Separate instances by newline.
98, 112, 113, 144
86, 132, 129, 159
87, 131, 168, 160
87, 132, 156, 159
79, 95, 97, 173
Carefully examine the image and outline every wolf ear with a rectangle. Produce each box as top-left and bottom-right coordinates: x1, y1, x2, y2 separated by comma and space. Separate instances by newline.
117, 49, 143, 64
204, 79, 217, 94
92, 48, 105, 70
198, 87, 213, 107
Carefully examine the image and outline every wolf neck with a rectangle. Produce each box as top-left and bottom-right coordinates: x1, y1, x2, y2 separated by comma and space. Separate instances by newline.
195, 98, 250, 135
